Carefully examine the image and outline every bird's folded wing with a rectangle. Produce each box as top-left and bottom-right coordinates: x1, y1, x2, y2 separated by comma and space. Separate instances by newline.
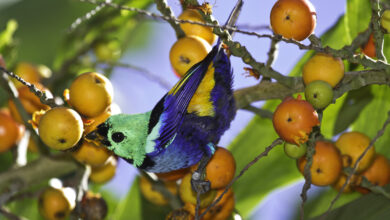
147, 46, 220, 153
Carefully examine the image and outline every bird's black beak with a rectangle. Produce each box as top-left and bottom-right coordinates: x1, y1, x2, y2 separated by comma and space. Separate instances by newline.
85, 123, 112, 147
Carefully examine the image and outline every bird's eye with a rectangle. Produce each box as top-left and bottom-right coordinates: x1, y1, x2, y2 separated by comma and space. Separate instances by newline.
111, 132, 125, 143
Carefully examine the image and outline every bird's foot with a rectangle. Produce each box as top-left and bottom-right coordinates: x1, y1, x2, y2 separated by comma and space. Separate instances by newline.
191, 171, 211, 194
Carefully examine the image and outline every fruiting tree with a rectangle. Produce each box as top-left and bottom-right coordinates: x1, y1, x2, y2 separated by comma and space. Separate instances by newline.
0, 0, 390, 220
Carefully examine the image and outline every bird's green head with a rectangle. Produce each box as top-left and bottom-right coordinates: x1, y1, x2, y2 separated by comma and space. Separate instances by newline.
86, 113, 150, 167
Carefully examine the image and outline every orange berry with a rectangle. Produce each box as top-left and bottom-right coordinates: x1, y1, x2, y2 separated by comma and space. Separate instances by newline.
89, 157, 117, 184
169, 36, 211, 77
38, 107, 84, 150
356, 154, 390, 194
361, 34, 376, 58
178, 9, 216, 45
205, 147, 236, 189
13, 62, 41, 88
270, 0, 317, 41
69, 72, 113, 118
272, 96, 319, 145
335, 131, 375, 173
72, 141, 112, 166
38, 187, 72, 220
0, 111, 20, 153
297, 141, 342, 186
302, 53, 344, 88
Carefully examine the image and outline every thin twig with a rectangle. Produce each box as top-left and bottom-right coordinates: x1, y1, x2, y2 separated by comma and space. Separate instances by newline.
198, 138, 283, 219
0, 69, 50, 155
195, 191, 201, 220
321, 110, 390, 220
68, 2, 106, 33
0, 66, 57, 108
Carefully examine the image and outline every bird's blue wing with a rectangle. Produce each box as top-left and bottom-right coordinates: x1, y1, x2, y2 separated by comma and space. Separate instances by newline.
147, 46, 220, 153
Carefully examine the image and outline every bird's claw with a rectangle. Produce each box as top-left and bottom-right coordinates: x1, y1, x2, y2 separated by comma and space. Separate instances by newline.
191, 172, 211, 194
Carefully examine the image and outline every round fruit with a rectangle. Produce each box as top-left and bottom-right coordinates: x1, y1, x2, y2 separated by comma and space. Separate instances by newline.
357, 154, 390, 194
381, 10, 390, 33
302, 53, 344, 88
297, 141, 342, 186
13, 62, 41, 88
335, 131, 375, 173
178, 9, 216, 45
361, 34, 376, 58
204, 147, 236, 189
38, 107, 84, 150
270, 0, 317, 41
169, 36, 211, 77
156, 167, 190, 182
0, 111, 20, 153
89, 157, 117, 183
38, 187, 72, 220
332, 173, 359, 193
284, 142, 307, 159
304, 80, 334, 109
272, 96, 320, 145
94, 40, 121, 61
179, 173, 217, 208
139, 175, 178, 206
69, 72, 113, 118
72, 141, 112, 166
80, 192, 108, 220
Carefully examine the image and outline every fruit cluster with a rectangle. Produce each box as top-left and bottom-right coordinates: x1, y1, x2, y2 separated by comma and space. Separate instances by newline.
139, 147, 237, 220
0, 62, 117, 219
269, 11, 390, 192
35, 71, 117, 219
169, 6, 216, 78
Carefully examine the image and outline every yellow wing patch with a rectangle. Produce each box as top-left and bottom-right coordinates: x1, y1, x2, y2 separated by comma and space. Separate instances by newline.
187, 63, 215, 117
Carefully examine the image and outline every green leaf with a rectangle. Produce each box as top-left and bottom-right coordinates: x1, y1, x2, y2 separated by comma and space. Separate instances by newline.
0, 0, 94, 66
298, 188, 360, 219
0, 151, 13, 173
5, 197, 43, 220
230, 101, 302, 218
310, 188, 390, 220
113, 177, 142, 219
344, 0, 371, 43
333, 86, 374, 135
352, 85, 390, 155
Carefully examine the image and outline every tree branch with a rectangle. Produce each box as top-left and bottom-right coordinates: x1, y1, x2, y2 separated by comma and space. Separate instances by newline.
0, 155, 79, 206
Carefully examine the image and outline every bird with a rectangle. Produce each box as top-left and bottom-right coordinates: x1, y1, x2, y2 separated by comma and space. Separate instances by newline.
86, 1, 243, 179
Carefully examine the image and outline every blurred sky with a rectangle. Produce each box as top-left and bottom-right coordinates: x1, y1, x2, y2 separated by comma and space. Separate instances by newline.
104, 0, 346, 219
